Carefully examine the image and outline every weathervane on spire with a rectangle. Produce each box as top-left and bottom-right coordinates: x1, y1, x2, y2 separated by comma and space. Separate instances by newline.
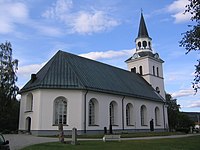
141, 8, 143, 14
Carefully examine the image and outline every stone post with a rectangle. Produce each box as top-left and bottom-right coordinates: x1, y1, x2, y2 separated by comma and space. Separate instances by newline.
58, 123, 64, 143
190, 126, 193, 134
71, 128, 78, 145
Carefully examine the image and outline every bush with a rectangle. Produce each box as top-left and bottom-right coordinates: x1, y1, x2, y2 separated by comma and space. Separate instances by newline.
176, 128, 190, 134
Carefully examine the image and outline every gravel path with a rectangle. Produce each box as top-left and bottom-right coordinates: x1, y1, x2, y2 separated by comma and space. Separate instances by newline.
4, 134, 58, 150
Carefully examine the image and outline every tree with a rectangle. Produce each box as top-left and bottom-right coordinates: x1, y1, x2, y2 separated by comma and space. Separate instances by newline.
177, 113, 194, 129
166, 93, 194, 132
166, 93, 180, 131
0, 41, 19, 132
179, 0, 200, 92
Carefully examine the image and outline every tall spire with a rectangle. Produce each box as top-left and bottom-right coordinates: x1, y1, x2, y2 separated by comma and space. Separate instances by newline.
134, 11, 152, 53
137, 13, 150, 38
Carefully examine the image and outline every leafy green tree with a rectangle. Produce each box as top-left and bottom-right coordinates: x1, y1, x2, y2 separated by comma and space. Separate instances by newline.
177, 113, 194, 129
166, 93, 180, 131
179, 0, 200, 92
166, 93, 194, 132
0, 41, 19, 132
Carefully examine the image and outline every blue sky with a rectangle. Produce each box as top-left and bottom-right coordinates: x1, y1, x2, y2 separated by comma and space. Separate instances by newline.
0, 0, 199, 112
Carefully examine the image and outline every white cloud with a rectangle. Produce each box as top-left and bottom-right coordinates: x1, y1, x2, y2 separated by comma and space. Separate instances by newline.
172, 89, 195, 98
165, 70, 193, 83
184, 100, 200, 108
79, 49, 134, 60
42, 0, 72, 20
17, 62, 46, 78
42, 0, 120, 34
166, 0, 192, 23
70, 11, 119, 34
0, 1, 29, 34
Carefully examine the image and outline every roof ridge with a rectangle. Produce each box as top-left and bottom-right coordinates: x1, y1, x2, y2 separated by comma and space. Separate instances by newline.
39, 51, 60, 86
63, 50, 134, 75
60, 51, 86, 88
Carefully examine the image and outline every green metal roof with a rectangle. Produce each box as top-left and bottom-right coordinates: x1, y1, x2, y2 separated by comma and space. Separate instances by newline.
20, 50, 164, 102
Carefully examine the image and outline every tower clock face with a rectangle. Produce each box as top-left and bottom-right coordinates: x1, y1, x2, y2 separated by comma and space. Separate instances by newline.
133, 53, 139, 59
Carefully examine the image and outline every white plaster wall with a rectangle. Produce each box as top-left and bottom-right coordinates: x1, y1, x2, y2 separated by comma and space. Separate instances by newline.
127, 57, 149, 75
39, 89, 83, 131
124, 97, 165, 130
19, 90, 41, 131
143, 75, 165, 99
86, 91, 123, 131
18, 94, 25, 130
85, 91, 166, 131
127, 57, 165, 99
19, 88, 168, 132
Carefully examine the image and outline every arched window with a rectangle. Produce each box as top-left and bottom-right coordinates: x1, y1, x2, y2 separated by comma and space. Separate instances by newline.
148, 41, 151, 49
143, 41, 147, 48
157, 67, 159, 77
109, 101, 118, 125
155, 107, 160, 126
140, 105, 147, 126
138, 42, 141, 48
26, 93, 33, 111
156, 87, 160, 94
131, 67, 136, 73
89, 98, 98, 125
126, 103, 133, 126
153, 66, 155, 76
54, 97, 67, 125
139, 66, 143, 75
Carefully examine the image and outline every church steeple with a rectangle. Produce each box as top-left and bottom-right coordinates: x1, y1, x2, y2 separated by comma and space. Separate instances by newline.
137, 12, 150, 38
126, 12, 165, 99
135, 12, 152, 53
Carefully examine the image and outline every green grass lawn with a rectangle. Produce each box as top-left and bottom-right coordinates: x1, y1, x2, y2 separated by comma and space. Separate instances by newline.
21, 135, 200, 150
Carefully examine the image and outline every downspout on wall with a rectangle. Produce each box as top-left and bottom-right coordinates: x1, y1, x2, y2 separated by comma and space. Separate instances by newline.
163, 103, 166, 131
84, 90, 89, 134
122, 96, 125, 130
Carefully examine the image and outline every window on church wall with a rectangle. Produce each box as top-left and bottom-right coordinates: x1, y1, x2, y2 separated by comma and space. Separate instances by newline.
139, 66, 143, 75
140, 105, 147, 126
157, 67, 159, 77
109, 101, 117, 125
26, 93, 33, 112
54, 97, 67, 125
153, 66, 155, 75
126, 103, 133, 126
131, 67, 136, 73
155, 107, 160, 126
88, 98, 98, 126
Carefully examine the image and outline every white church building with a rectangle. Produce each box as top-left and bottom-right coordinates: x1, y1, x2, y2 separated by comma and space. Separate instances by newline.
19, 13, 168, 135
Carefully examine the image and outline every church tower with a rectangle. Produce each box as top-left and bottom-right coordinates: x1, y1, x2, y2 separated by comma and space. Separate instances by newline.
126, 13, 165, 99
